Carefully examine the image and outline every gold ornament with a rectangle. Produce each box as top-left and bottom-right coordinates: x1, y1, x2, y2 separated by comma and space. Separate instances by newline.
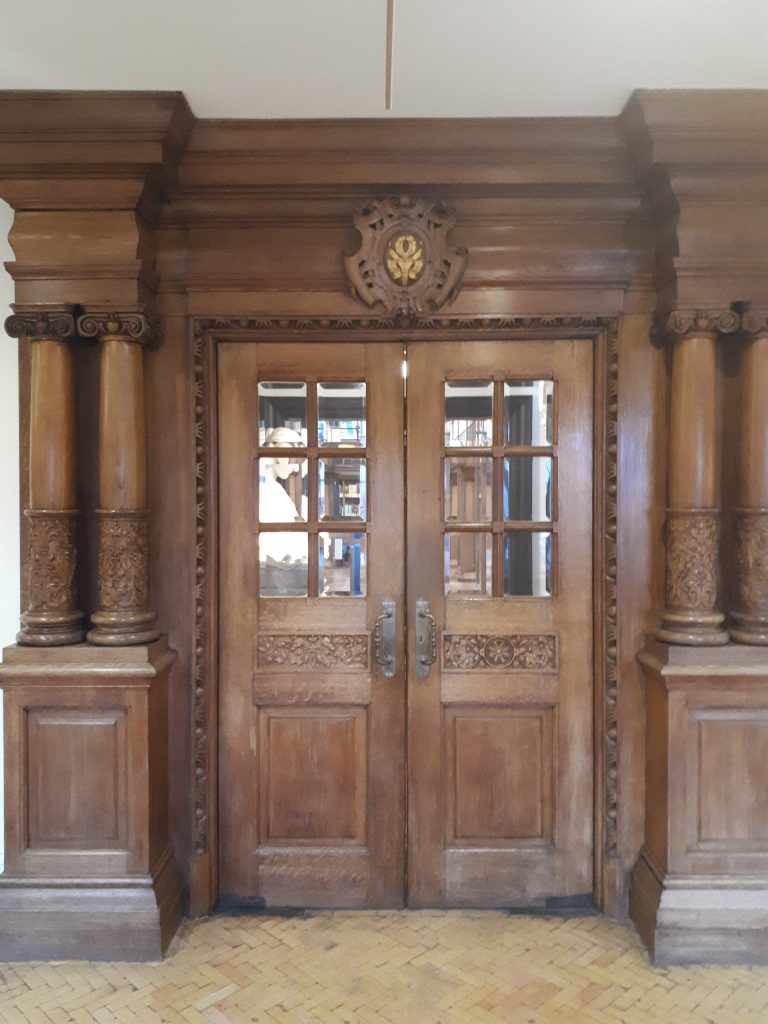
385, 233, 424, 286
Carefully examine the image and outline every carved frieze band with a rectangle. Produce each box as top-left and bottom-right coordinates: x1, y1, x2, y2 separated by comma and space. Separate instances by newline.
735, 510, 768, 612
96, 510, 150, 611
602, 319, 619, 857
5, 309, 76, 341
25, 510, 78, 612
443, 634, 557, 671
195, 314, 609, 337
77, 310, 156, 344
257, 634, 369, 670
193, 332, 210, 857
665, 510, 720, 611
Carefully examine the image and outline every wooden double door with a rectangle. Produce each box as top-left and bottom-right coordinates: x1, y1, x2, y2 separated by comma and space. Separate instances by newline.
218, 338, 594, 909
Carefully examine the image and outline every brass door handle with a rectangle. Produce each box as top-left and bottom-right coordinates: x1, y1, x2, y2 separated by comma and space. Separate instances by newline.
415, 597, 437, 677
373, 597, 396, 678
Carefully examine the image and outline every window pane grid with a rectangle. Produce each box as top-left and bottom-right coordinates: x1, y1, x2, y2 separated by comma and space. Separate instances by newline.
444, 377, 558, 598
258, 379, 368, 598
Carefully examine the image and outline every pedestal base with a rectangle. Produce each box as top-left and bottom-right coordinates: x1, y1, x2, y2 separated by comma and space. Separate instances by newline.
0, 639, 182, 962
631, 852, 768, 966
0, 847, 183, 962
632, 639, 768, 965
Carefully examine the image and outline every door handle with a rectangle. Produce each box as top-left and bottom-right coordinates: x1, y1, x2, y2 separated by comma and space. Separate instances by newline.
415, 598, 438, 677
373, 597, 396, 678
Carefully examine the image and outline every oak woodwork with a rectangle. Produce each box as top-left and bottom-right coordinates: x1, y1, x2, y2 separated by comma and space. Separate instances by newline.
631, 640, 768, 965
731, 314, 768, 644
0, 641, 183, 960
78, 311, 160, 646
656, 321, 730, 645
0, 89, 767, 962
5, 308, 85, 645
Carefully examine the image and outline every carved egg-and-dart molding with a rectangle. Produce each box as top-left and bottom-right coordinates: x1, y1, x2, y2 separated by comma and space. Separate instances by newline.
343, 195, 468, 315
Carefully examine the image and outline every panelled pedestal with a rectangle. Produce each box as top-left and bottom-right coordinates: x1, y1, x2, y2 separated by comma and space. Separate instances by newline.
0, 640, 182, 961
631, 640, 768, 965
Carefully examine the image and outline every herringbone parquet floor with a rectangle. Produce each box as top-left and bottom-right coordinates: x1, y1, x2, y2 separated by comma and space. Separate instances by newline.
1, 912, 768, 1024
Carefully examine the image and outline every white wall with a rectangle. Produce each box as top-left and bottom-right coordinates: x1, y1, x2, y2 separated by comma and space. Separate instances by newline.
0, 199, 18, 868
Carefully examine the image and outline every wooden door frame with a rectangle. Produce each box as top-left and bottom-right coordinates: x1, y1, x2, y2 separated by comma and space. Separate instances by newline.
191, 314, 619, 917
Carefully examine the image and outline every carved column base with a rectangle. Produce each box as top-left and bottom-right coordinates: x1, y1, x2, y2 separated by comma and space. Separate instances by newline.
18, 510, 85, 647
655, 509, 729, 646
88, 510, 160, 647
731, 509, 768, 645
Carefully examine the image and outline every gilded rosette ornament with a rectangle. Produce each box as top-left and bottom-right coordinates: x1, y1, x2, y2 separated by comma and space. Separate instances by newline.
343, 195, 468, 315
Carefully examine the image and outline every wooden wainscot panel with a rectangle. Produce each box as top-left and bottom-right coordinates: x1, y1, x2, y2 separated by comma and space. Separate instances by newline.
26, 707, 128, 852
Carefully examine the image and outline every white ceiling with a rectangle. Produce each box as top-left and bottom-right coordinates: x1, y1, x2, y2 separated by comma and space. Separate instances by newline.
0, 0, 766, 119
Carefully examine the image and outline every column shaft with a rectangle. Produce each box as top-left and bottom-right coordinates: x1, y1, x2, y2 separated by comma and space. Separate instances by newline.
78, 311, 159, 646
5, 309, 85, 646
732, 317, 768, 644
656, 318, 729, 645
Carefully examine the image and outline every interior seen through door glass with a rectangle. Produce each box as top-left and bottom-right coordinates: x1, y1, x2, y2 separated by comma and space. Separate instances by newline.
320, 533, 367, 596
504, 456, 553, 521
318, 382, 366, 447
444, 532, 492, 596
444, 380, 493, 447
504, 379, 553, 446
444, 457, 493, 522
258, 381, 308, 446
259, 532, 309, 597
503, 531, 553, 597
258, 457, 308, 522
319, 458, 367, 520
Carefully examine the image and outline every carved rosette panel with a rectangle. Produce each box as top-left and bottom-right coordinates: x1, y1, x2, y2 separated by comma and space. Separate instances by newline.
343, 195, 468, 315
77, 310, 156, 344
25, 511, 78, 612
257, 634, 369, 670
443, 634, 557, 670
665, 511, 719, 611
5, 309, 76, 341
97, 512, 150, 611
736, 511, 768, 612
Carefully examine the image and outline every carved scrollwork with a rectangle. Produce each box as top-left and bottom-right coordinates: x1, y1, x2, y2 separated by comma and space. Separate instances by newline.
77, 310, 156, 344
195, 315, 609, 336
741, 311, 768, 335
443, 634, 557, 670
96, 511, 150, 611
665, 511, 719, 611
736, 511, 768, 612
5, 309, 75, 341
602, 319, 619, 856
257, 634, 369, 669
193, 331, 210, 855
662, 309, 740, 339
343, 195, 468, 315
25, 511, 78, 612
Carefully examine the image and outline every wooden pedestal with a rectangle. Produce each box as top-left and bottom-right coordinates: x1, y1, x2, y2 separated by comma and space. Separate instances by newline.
0, 640, 183, 961
631, 640, 768, 965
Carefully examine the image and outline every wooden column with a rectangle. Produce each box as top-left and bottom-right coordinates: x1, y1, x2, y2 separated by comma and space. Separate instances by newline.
655, 311, 734, 646
77, 311, 160, 646
5, 308, 85, 646
731, 311, 768, 644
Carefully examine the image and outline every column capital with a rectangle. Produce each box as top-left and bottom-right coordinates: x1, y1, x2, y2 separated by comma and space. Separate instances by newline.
742, 310, 768, 336
77, 308, 158, 346
5, 306, 77, 342
658, 309, 740, 341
